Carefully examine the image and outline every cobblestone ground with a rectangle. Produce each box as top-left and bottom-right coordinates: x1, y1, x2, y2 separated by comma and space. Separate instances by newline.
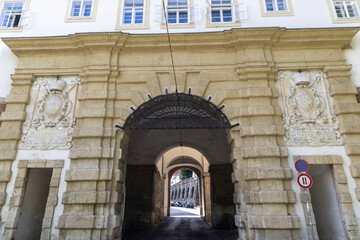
124, 215, 238, 240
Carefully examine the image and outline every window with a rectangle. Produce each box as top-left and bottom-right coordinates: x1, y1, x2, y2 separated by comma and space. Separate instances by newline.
123, 0, 144, 24
0, 1, 23, 28
167, 0, 188, 24
265, 0, 288, 12
332, 1, 360, 18
69, 0, 92, 18
210, 0, 233, 23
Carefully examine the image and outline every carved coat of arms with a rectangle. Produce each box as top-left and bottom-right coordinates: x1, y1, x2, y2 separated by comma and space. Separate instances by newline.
19, 76, 81, 150
277, 71, 342, 146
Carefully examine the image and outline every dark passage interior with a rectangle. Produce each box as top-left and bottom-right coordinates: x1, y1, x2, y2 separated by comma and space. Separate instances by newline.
15, 168, 53, 240
309, 164, 346, 240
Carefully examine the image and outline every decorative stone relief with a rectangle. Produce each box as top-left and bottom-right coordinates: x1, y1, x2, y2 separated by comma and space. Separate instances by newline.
277, 71, 342, 146
19, 76, 81, 150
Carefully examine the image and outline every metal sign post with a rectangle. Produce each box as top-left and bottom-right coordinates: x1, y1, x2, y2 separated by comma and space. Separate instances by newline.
304, 188, 315, 240
295, 159, 315, 240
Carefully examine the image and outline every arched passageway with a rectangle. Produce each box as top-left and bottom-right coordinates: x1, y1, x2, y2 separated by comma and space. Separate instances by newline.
119, 93, 237, 237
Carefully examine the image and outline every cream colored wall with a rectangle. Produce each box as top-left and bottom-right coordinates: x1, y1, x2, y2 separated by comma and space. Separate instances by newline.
0, 28, 359, 239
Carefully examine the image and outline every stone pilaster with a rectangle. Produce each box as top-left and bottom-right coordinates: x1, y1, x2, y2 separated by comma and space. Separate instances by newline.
230, 52, 300, 239
324, 65, 360, 239
0, 74, 33, 220
58, 49, 123, 239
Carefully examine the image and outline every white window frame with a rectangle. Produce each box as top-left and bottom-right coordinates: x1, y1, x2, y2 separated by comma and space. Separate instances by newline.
263, 0, 289, 12
210, 0, 234, 23
68, 0, 93, 18
167, 0, 189, 24
332, 0, 360, 19
122, 0, 145, 25
0, 1, 24, 28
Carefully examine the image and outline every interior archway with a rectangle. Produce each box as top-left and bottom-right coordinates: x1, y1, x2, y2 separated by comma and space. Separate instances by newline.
121, 93, 237, 237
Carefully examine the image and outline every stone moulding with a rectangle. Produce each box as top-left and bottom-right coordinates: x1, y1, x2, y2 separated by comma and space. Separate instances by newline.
278, 70, 342, 146
19, 76, 81, 150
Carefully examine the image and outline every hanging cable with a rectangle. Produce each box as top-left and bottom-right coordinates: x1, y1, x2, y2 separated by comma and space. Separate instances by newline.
161, 0, 179, 93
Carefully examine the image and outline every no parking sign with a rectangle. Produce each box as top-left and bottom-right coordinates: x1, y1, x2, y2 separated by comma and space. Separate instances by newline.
297, 174, 313, 189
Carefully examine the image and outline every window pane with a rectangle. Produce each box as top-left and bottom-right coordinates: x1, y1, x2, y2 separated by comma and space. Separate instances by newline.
211, 9, 221, 22
134, 8, 143, 23
134, 0, 144, 7
179, 10, 187, 23
3, 3, 14, 10
223, 9, 232, 22
71, 1, 81, 16
168, 11, 177, 23
334, 2, 346, 18
277, 0, 287, 11
265, 0, 275, 11
13, 2, 24, 10
123, 9, 132, 23
124, 0, 135, 7
0, 12, 9, 27
168, 0, 177, 6
346, 2, 359, 17
83, 1, 92, 16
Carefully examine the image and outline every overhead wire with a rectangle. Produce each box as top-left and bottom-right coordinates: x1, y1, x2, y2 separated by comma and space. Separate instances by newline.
160, 0, 185, 158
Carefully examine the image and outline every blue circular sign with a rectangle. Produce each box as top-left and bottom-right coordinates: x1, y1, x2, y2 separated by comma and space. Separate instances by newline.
295, 159, 309, 173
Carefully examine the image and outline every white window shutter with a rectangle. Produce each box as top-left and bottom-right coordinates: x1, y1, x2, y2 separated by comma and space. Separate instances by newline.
19, 10, 31, 26
235, 3, 247, 21
155, 5, 165, 23
190, 5, 201, 22
205, 0, 210, 16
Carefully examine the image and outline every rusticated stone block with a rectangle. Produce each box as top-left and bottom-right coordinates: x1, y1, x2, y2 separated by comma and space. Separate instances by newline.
27, 160, 46, 168
0, 130, 22, 140
62, 191, 108, 204
14, 176, 25, 188
5, 94, 30, 104
45, 160, 64, 168
46, 195, 58, 207
243, 146, 280, 158
345, 145, 360, 156
244, 168, 292, 180
350, 165, 360, 178
262, 216, 300, 229
0, 149, 17, 160
0, 170, 11, 181
65, 169, 113, 181
337, 192, 352, 203
339, 123, 360, 134
0, 111, 26, 121
0, 192, 7, 205
17, 160, 28, 168
69, 148, 103, 159
247, 87, 272, 97
59, 215, 95, 229
76, 108, 106, 118
334, 103, 360, 114
329, 84, 357, 96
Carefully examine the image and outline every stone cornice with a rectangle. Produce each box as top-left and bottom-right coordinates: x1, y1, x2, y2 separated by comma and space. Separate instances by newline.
3, 27, 359, 56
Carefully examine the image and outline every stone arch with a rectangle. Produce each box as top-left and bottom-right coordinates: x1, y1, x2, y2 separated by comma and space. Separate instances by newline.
118, 92, 237, 237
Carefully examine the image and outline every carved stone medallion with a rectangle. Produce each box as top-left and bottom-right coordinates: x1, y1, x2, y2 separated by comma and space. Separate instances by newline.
277, 71, 342, 146
19, 76, 81, 150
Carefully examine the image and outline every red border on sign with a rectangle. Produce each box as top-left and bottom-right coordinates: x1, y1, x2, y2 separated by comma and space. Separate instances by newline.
297, 174, 313, 189
295, 159, 309, 173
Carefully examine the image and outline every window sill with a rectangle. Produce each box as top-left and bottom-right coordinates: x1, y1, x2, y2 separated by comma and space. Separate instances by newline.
206, 21, 240, 28
115, 24, 149, 30
262, 11, 294, 17
160, 22, 195, 29
65, 17, 96, 22
333, 17, 360, 23
0, 26, 23, 32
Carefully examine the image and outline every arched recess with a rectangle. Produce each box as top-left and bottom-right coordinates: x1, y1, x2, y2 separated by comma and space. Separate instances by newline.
117, 93, 237, 236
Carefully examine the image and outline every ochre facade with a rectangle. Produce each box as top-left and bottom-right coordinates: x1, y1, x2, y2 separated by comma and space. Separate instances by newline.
0, 27, 360, 239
